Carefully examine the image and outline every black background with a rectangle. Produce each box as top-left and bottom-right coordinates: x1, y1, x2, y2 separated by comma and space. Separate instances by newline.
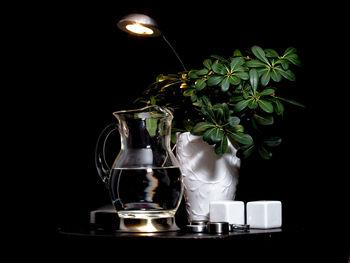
23, 3, 349, 262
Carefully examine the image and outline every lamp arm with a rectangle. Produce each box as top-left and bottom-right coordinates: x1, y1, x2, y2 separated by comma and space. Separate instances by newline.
162, 35, 187, 71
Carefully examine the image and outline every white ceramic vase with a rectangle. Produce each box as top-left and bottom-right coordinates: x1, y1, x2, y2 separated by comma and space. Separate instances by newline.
176, 132, 241, 222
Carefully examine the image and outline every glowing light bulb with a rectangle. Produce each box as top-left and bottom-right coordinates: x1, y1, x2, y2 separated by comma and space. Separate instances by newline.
125, 23, 154, 35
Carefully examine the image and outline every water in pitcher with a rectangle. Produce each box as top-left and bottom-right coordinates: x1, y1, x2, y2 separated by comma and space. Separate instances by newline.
109, 166, 183, 218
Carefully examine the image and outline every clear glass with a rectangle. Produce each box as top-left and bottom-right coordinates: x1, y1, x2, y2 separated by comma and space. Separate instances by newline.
95, 106, 183, 228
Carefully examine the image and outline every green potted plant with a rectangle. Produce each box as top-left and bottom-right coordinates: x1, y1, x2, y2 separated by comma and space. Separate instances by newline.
137, 45, 304, 222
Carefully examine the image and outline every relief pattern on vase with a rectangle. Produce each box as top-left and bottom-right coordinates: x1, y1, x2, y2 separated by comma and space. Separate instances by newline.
176, 132, 240, 222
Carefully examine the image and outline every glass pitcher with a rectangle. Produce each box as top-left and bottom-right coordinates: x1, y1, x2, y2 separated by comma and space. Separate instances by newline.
95, 105, 183, 232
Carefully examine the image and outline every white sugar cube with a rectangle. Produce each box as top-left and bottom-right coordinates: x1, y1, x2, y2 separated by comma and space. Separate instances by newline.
209, 200, 244, 224
246, 201, 282, 229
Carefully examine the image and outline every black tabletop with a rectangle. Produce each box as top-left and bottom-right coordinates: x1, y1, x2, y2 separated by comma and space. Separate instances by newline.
56, 224, 305, 263
58, 226, 283, 240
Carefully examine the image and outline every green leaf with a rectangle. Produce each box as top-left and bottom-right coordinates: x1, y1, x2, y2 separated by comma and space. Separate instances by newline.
212, 103, 223, 110
265, 49, 279, 58
235, 71, 249, 80
208, 75, 223, 86
229, 76, 241, 85
258, 146, 272, 159
283, 47, 297, 57
202, 127, 223, 144
196, 68, 209, 75
150, 95, 156, 105
183, 89, 195, 96
280, 59, 290, 70
191, 94, 198, 102
231, 124, 244, 133
248, 99, 258, 109
234, 99, 250, 112
261, 69, 271, 86
230, 76, 241, 85
254, 114, 274, 125
213, 104, 225, 122
195, 78, 207, 90
222, 103, 230, 119
258, 88, 275, 96
233, 49, 242, 57
258, 99, 274, 113
277, 97, 305, 107
286, 54, 301, 66
249, 68, 259, 92
201, 107, 216, 122
146, 118, 158, 137
230, 57, 245, 71
191, 122, 215, 135
251, 45, 270, 65
215, 135, 228, 155
230, 96, 244, 102
211, 128, 224, 142
228, 132, 253, 145
270, 69, 282, 82
228, 116, 240, 126
251, 117, 258, 130
188, 70, 198, 79
245, 59, 267, 68
263, 137, 282, 147
203, 59, 212, 69
273, 99, 285, 115
220, 77, 231, 92
235, 65, 248, 72
202, 128, 216, 143
242, 89, 250, 99
201, 96, 212, 107
238, 144, 255, 159
212, 62, 228, 74
276, 68, 296, 81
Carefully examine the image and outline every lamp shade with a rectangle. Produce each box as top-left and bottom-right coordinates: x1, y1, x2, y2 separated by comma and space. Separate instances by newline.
117, 13, 162, 37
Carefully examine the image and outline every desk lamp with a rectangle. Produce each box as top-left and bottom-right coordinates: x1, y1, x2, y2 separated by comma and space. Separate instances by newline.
117, 13, 187, 71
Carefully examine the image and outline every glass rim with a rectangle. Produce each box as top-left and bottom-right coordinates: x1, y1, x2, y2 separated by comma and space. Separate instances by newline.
113, 105, 173, 119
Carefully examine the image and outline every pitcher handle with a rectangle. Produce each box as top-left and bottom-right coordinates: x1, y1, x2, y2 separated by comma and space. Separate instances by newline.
95, 123, 119, 184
